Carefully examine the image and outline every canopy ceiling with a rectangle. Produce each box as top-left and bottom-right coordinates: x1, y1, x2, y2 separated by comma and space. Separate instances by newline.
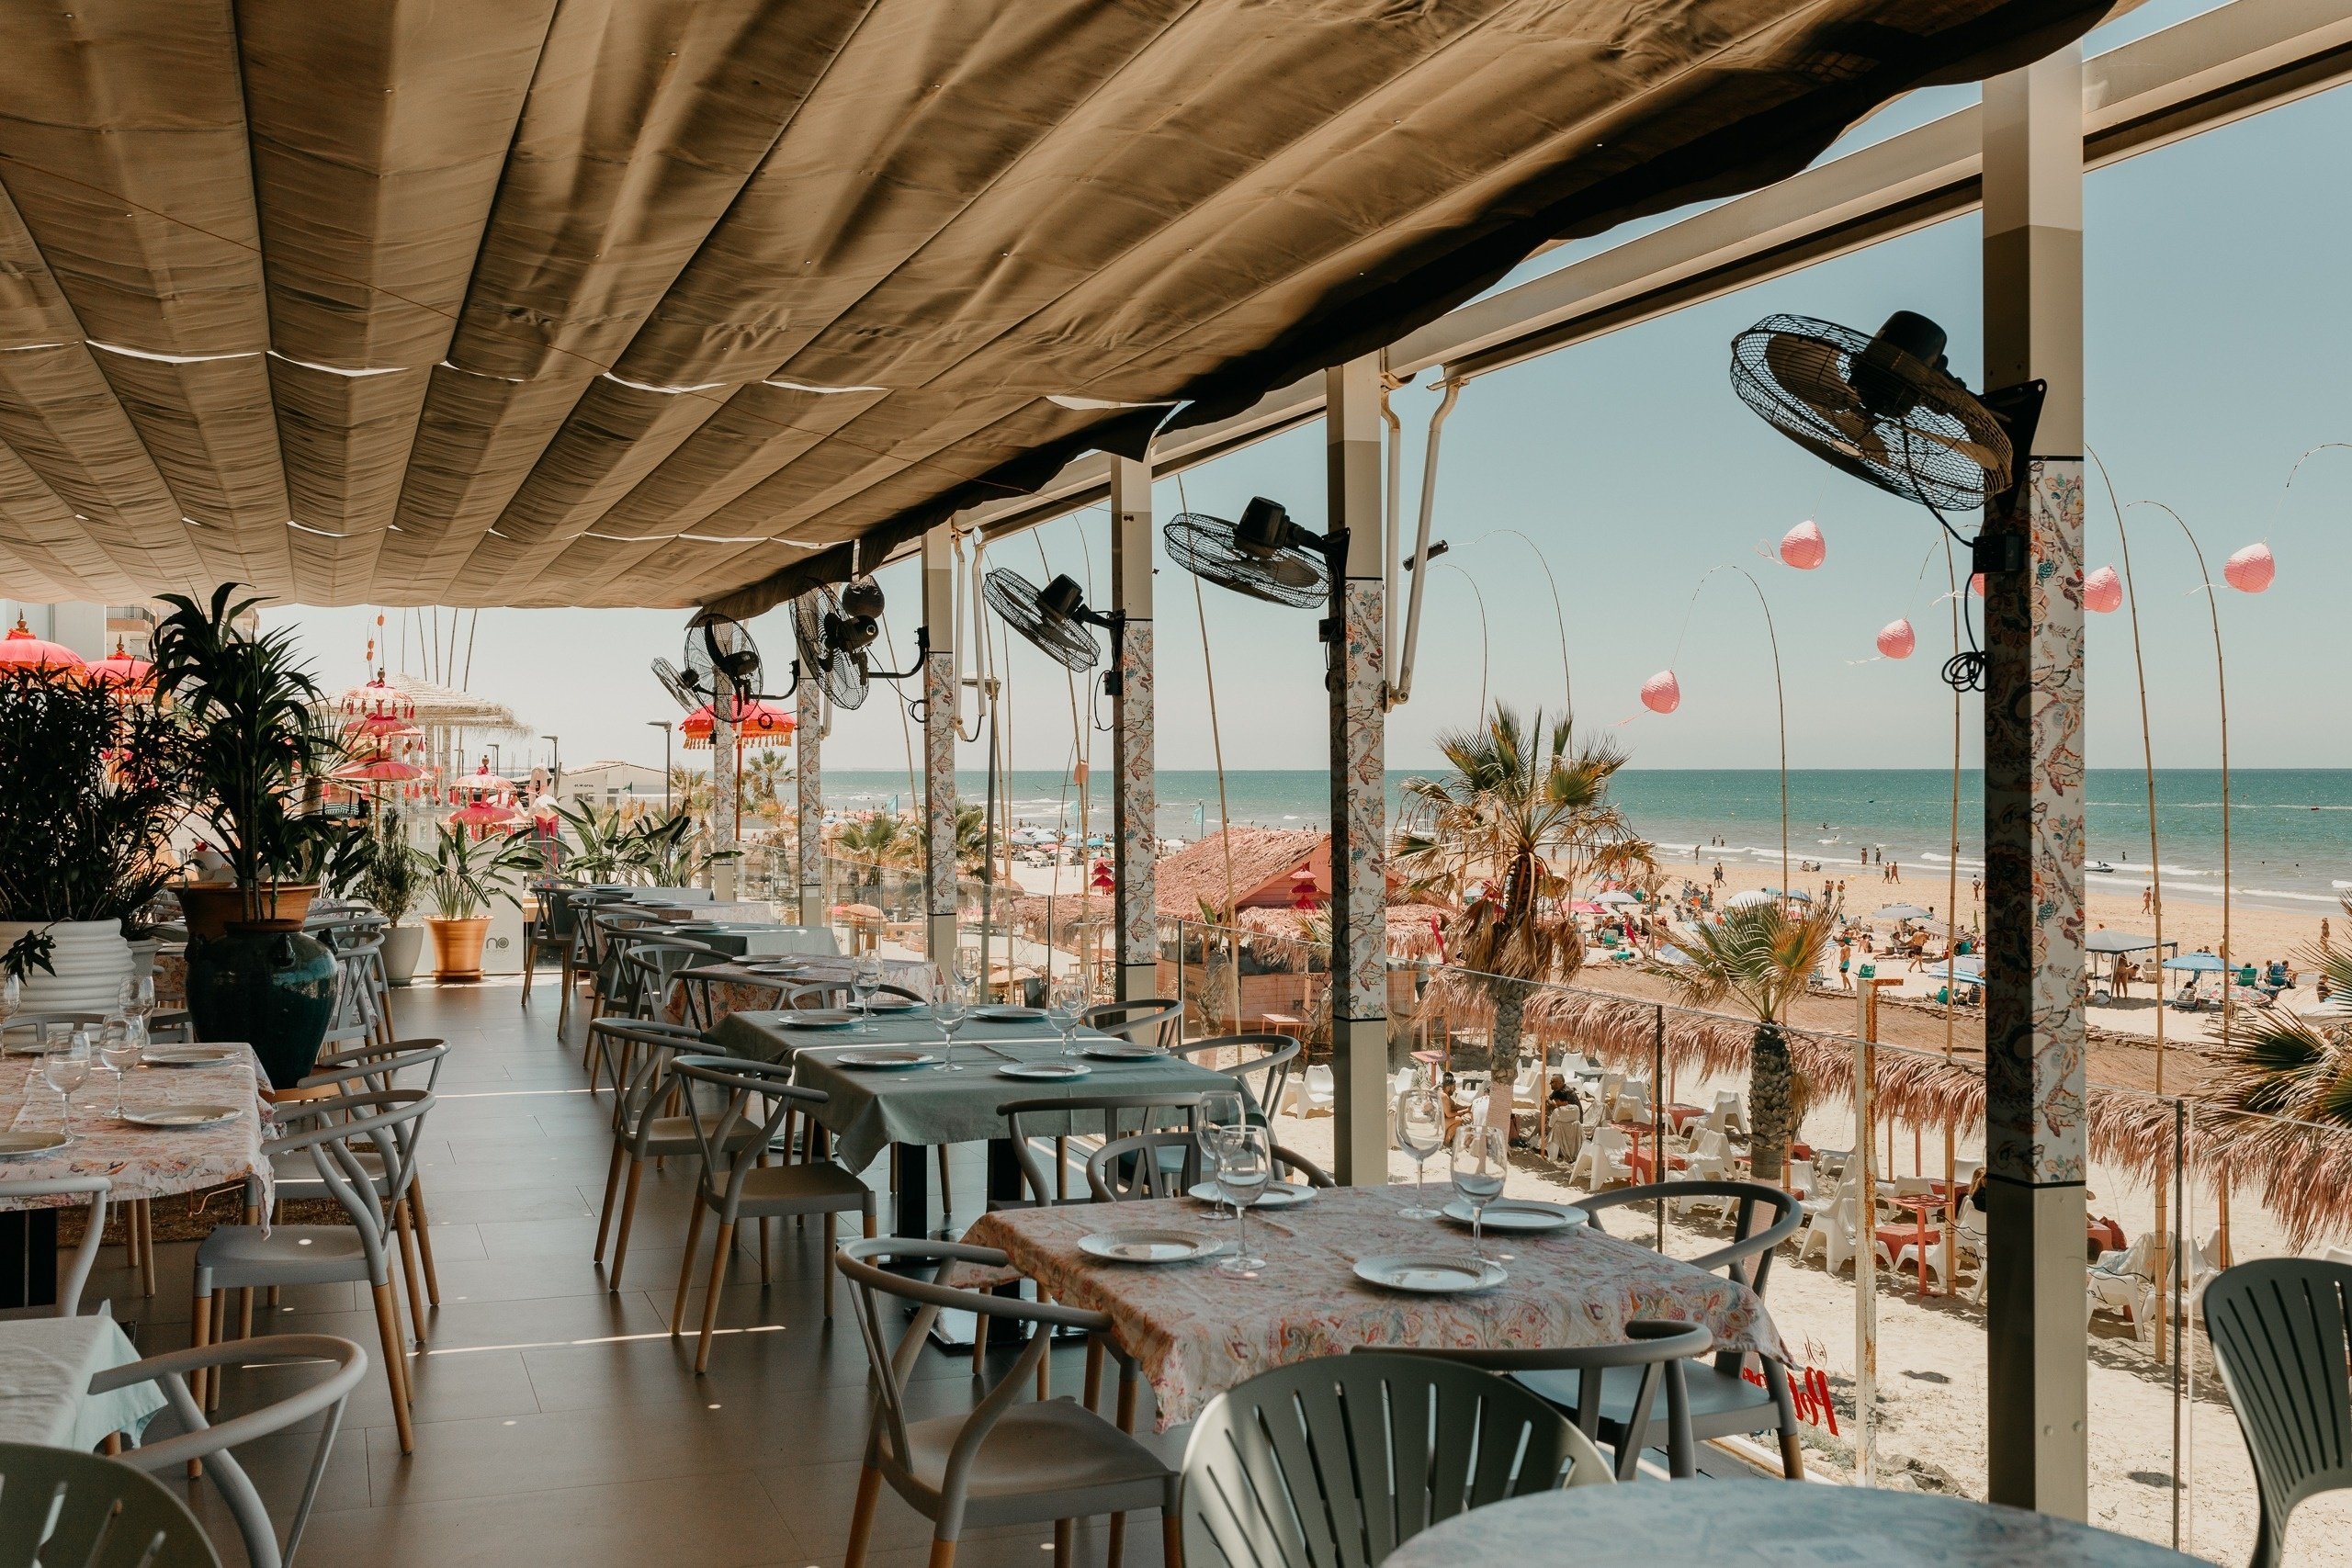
0, 0, 2110, 615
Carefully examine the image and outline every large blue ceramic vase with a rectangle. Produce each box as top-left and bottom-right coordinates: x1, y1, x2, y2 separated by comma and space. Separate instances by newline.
184, 922, 336, 1089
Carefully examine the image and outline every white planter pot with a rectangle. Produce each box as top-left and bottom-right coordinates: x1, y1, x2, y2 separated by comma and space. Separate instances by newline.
0, 919, 134, 1014
381, 925, 424, 987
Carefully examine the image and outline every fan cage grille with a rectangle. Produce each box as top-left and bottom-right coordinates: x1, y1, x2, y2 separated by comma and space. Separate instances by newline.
1163, 513, 1328, 608
984, 568, 1100, 671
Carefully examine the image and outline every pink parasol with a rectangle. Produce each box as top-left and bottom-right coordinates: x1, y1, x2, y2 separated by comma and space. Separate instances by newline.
0, 617, 85, 675
336, 757, 425, 784
1875, 619, 1916, 660
85, 638, 153, 690
1639, 670, 1680, 714
1777, 519, 1826, 570
2084, 564, 2121, 614
682, 698, 796, 749
449, 761, 513, 795
448, 798, 517, 829
339, 671, 414, 728
2223, 542, 2275, 593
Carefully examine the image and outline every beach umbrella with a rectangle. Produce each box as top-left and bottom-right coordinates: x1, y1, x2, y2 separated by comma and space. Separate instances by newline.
338, 672, 414, 728
449, 763, 511, 794
1872, 902, 1932, 921
1289, 866, 1321, 910
1569, 900, 1603, 915
0, 617, 85, 676
2084, 564, 2122, 614
85, 639, 154, 690
1922, 958, 1985, 983
1778, 519, 1826, 570
337, 757, 425, 784
1639, 670, 1680, 714
2223, 542, 2275, 593
1724, 888, 1776, 908
1875, 619, 1916, 660
448, 798, 516, 829
682, 697, 795, 749
1596, 890, 1642, 908
2162, 951, 2226, 973
2085, 930, 2159, 954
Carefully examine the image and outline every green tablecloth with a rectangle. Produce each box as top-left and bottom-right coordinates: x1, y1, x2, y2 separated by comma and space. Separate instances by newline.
0, 1318, 165, 1450
708, 1010, 1233, 1172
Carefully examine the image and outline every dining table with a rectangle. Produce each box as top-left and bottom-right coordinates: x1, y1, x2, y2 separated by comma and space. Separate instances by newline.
0, 1043, 272, 1308
956, 1184, 1789, 1431
1378, 1480, 2199, 1568
0, 1316, 166, 1451
668, 955, 929, 1032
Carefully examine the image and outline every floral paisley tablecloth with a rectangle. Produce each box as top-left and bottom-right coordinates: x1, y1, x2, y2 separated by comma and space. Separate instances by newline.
0, 1049, 273, 1213
955, 1186, 1787, 1430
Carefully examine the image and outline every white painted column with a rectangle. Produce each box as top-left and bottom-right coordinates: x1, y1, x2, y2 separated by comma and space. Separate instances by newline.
795, 599, 825, 929
712, 669, 740, 900
1325, 355, 1389, 1185
922, 527, 959, 971
1110, 457, 1157, 1002
1981, 42, 2088, 1520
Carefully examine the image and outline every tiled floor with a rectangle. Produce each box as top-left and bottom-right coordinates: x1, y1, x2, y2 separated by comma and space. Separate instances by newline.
112, 977, 1153, 1568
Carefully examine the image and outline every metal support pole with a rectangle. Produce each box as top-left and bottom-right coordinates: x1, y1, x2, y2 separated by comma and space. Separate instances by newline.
796, 602, 825, 929
1325, 355, 1388, 1185
713, 670, 739, 899
1982, 41, 2089, 1521
1110, 456, 1157, 1002
922, 527, 959, 970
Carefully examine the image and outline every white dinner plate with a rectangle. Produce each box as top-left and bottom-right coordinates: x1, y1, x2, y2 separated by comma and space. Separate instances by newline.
1438, 1199, 1586, 1235
999, 1062, 1091, 1080
975, 1006, 1045, 1021
122, 1104, 242, 1130
1352, 1253, 1508, 1294
831, 1048, 939, 1071
1188, 1180, 1313, 1210
863, 998, 921, 1013
1078, 1230, 1228, 1265
0, 1130, 70, 1158
779, 1010, 858, 1029
142, 1046, 240, 1068
1081, 1043, 1164, 1062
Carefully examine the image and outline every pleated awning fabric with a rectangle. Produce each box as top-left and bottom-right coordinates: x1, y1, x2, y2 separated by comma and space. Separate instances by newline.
0, 0, 2111, 615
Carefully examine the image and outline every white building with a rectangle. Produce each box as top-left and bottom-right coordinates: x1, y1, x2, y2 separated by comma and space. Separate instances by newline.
558, 760, 672, 814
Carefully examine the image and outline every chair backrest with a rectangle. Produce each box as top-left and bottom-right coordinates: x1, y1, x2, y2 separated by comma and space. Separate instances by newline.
1082, 998, 1180, 1049
1087, 1131, 1200, 1201
668, 1055, 827, 1210
1590, 1125, 1629, 1157
0, 1176, 107, 1316
267, 1089, 435, 1271
1181, 1352, 1602, 1568
592, 1021, 704, 1137
998, 1093, 1204, 1205
2203, 1258, 2352, 1568
0, 1439, 220, 1567
1574, 1179, 1801, 1372
1173, 1034, 1298, 1122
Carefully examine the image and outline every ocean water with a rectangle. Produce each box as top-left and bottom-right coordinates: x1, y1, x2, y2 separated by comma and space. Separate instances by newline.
816, 767, 2352, 908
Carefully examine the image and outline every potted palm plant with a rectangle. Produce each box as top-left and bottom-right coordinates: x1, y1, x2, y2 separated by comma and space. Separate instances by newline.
150, 584, 348, 1087
0, 671, 191, 1010
424, 824, 541, 981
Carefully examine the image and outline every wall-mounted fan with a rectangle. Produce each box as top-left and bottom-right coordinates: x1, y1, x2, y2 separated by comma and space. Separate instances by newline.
1729, 310, 2042, 690
1163, 496, 1338, 608
792, 586, 872, 710
983, 569, 1125, 692
650, 657, 696, 711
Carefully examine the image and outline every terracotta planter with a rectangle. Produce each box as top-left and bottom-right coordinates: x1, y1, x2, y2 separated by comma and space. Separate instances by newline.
426, 916, 492, 981
0, 918, 133, 1013
175, 883, 318, 942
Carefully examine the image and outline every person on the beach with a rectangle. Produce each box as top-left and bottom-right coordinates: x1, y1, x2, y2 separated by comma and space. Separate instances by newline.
1838, 939, 1852, 989
2142, 886, 2153, 914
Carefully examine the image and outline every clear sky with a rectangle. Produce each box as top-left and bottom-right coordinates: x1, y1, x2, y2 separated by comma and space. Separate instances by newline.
273, 2, 2350, 784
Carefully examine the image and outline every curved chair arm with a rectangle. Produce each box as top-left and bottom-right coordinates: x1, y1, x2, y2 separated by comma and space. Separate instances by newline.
1272, 1145, 1334, 1189
998, 1093, 1205, 1206
297, 1040, 447, 1095
668, 1055, 828, 1203
100, 1334, 368, 1568
1575, 1179, 1802, 1278
0, 1176, 108, 1316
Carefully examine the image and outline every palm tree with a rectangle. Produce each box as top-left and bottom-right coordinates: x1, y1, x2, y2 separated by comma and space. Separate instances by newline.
744, 750, 793, 822
1393, 703, 1652, 1088
1644, 901, 1836, 1184
2210, 911, 2352, 1124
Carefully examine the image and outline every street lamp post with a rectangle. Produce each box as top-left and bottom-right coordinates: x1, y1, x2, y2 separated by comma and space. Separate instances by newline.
649, 722, 672, 810
547, 735, 561, 793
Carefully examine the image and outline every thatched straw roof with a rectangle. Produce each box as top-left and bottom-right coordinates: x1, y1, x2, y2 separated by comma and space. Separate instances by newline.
1233, 902, 1451, 964
1154, 829, 1328, 919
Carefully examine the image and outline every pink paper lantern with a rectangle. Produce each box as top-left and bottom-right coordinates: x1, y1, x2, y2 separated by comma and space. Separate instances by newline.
1778, 519, 1826, 570
1875, 619, 1916, 660
2084, 564, 2122, 614
2223, 542, 2275, 593
1969, 572, 1985, 598
1639, 670, 1681, 715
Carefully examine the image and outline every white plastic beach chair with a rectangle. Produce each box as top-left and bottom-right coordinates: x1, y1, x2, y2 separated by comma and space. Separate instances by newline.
1570, 1125, 1633, 1189
1614, 1077, 1655, 1125
2087, 1232, 2159, 1326
1702, 1089, 1748, 1138
1797, 1169, 1865, 1276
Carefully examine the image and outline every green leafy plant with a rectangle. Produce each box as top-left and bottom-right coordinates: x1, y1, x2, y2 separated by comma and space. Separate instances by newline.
0, 668, 193, 929
550, 800, 637, 882
424, 825, 543, 922
357, 810, 423, 924
625, 809, 740, 887
150, 584, 346, 920
3, 930, 55, 981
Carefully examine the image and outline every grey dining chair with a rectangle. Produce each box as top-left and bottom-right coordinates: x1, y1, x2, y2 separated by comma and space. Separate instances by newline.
280, 1040, 450, 1324
190, 1088, 433, 1453
665, 1055, 876, 1371
1080, 998, 1181, 1050
1084, 1132, 1332, 1204
996, 1093, 1205, 1210
1521, 1179, 1805, 1478
838, 1236, 1181, 1568
519, 884, 575, 1010
587, 1021, 741, 1292
1180, 1352, 1611, 1568
2203, 1257, 2352, 1568
103, 1333, 368, 1568
1170, 1033, 1298, 1122
0, 1441, 219, 1567
0, 1175, 108, 1319
1362, 1319, 1714, 1479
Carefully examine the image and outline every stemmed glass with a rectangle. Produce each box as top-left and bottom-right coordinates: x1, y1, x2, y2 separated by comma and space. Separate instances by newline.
117, 976, 155, 1039
99, 1020, 141, 1119
1194, 1090, 1246, 1220
0, 975, 18, 1038
1213, 1125, 1272, 1278
1395, 1089, 1446, 1219
1046, 976, 1086, 1059
1450, 1122, 1509, 1258
851, 953, 884, 1032
930, 967, 969, 1071
44, 1030, 91, 1134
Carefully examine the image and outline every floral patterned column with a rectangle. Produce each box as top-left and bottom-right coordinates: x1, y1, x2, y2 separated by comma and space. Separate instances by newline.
711, 668, 739, 900
922, 527, 958, 970
1326, 356, 1388, 1185
1110, 457, 1156, 1002
795, 597, 824, 929
1981, 43, 2088, 1521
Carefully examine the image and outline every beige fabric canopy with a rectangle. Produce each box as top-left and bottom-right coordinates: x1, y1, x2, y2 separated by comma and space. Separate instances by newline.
0, 0, 2109, 613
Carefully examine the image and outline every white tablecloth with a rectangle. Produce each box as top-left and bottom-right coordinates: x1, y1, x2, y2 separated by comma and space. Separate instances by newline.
0, 1318, 164, 1450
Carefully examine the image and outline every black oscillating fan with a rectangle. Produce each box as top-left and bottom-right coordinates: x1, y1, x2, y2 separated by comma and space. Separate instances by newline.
792, 586, 871, 710
1730, 310, 2040, 691
984, 570, 1120, 677
650, 658, 696, 712
1163, 496, 1333, 608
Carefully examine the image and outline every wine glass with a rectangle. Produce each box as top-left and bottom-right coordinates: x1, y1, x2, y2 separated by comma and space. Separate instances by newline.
1195, 1090, 1246, 1220
44, 1030, 91, 1133
117, 975, 155, 1032
1046, 976, 1086, 1058
1396, 1089, 1446, 1219
0, 975, 18, 1034
931, 969, 969, 1071
850, 953, 884, 1032
99, 1020, 141, 1119
1213, 1125, 1272, 1278
1450, 1122, 1510, 1258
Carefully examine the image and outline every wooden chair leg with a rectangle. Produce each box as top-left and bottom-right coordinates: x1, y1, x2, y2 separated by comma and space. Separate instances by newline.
187, 1281, 211, 1479
408, 1178, 442, 1303
844, 1463, 883, 1568
594, 1143, 627, 1261
207, 1291, 228, 1411
392, 1200, 428, 1335
938, 1145, 953, 1218
670, 1202, 707, 1337
371, 1281, 416, 1453
1109, 1512, 1126, 1568
695, 1220, 735, 1374
1054, 1518, 1073, 1568
822, 1214, 835, 1319
609, 1159, 647, 1291
1117, 1364, 1138, 1432
1084, 1336, 1104, 1411
136, 1201, 154, 1299
1162, 1514, 1182, 1568
927, 1541, 957, 1568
